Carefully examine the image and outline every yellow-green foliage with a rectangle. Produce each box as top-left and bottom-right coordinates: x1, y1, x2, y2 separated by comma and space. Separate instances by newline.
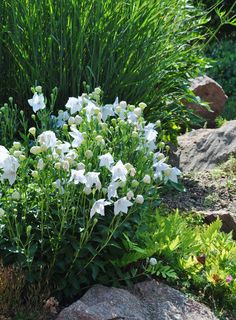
119, 211, 236, 313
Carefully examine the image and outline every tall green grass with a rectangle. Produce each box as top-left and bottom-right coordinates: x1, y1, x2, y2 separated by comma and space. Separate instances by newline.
0, 0, 207, 117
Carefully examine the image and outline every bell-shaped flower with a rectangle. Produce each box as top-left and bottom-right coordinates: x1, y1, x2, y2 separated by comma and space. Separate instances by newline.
153, 160, 170, 180
111, 160, 128, 182
65, 97, 83, 115
38, 131, 57, 150
84, 99, 100, 122
0, 154, 19, 185
107, 181, 120, 200
90, 199, 111, 218
127, 111, 138, 124
69, 169, 86, 185
164, 167, 181, 184
56, 111, 70, 127
69, 126, 84, 148
144, 123, 157, 142
114, 197, 133, 215
28, 93, 46, 113
101, 104, 115, 122
85, 172, 102, 191
99, 153, 114, 169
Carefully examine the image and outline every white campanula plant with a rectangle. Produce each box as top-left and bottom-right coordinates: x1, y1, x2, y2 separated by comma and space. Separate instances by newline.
0, 86, 181, 298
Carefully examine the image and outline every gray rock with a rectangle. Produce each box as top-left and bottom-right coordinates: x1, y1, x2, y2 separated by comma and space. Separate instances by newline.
185, 75, 228, 125
172, 120, 236, 171
201, 210, 236, 239
56, 280, 218, 320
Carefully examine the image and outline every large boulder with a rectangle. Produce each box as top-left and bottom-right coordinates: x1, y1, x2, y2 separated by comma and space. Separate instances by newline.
186, 75, 228, 125
56, 280, 218, 320
171, 120, 236, 172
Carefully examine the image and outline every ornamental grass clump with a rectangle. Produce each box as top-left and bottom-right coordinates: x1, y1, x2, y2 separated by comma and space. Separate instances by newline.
0, 87, 181, 299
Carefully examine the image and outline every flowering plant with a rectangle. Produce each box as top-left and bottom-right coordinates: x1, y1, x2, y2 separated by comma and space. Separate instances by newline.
0, 87, 181, 298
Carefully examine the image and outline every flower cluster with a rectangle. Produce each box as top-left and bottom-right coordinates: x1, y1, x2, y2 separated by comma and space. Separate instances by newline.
1, 89, 181, 221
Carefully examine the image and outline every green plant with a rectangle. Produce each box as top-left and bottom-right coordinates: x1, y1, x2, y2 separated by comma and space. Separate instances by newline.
118, 210, 236, 314
206, 38, 236, 120
0, 0, 209, 128
0, 87, 181, 300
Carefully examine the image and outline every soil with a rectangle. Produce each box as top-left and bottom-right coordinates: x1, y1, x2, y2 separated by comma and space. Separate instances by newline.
163, 168, 236, 216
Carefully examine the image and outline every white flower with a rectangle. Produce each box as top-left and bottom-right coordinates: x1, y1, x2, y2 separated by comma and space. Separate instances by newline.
101, 104, 115, 122
28, 93, 46, 113
0, 155, 19, 185
127, 111, 138, 124
0, 146, 9, 156
149, 257, 157, 266
69, 126, 84, 148
37, 159, 45, 170
65, 97, 83, 115
144, 123, 157, 142
85, 172, 101, 191
135, 195, 144, 204
153, 160, 170, 180
11, 190, 21, 200
164, 167, 181, 184
74, 115, 83, 125
84, 99, 100, 122
114, 197, 133, 215
55, 141, 71, 156
38, 131, 57, 150
69, 169, 86, 185
107, 181, 120, 200
127, 190, 134, 200
111, 160, 128, 182
116, 101, 127, 120
56, 111, 70, 127
90, 199, 111, 218
134, 107, 142, 117
83, 186, 92, 195
143, 174, 151, 184
99, 153, 114, 169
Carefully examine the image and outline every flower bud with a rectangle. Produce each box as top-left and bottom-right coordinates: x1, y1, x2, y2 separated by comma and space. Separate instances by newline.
94, 87, 102, 95
135, 195, 144, 204
95, 135, 103, 143
35, 86, 42, 93
68, 116, 75, 125
13, 141, 21, 150
19, 154, 26, 161
131, 180, 139, 188
55, 162, 61, 170
77, 162, 85, 170
75, 115, 82, 125
62, 124, 68, 131
143, 174, 151, 184
127, 190, 134, 200
30, 146, 42, 155
134, 107, 142, 117
31, 114, 36, 121
120, 101, 127, 109
155, 120, 161, 127
138, 102, 147, 110
85, 150, 93, 159
149, 257, 157, 266
37, 159, 45, 170
29, 127, 36, 136
31, 170, 39, 178
83, 187, 92, 195
13, 150, 22, 158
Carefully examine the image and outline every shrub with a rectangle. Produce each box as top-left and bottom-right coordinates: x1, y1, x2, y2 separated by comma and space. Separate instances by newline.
118, 210, 236, 314
206, 38, 236, 120
0, 0, 208, 124
0, 87, 181, 299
